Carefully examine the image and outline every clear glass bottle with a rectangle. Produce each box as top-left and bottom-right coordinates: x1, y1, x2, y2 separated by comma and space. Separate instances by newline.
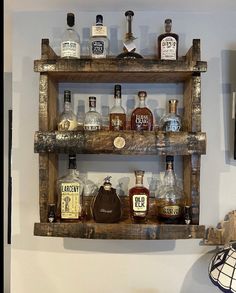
160, 99, 181, 131
61, 12, 80, 59
58, 90, 78, 131
157, 19, 179, 60
155, 156, 185, 224
56, 154, 84, 221
129, 170, 149, 222
83, 96, 102, 131
131, 91, 154, 131
109, 84, 126, 130
89, 14, 109, 58
116, 10, 143, 59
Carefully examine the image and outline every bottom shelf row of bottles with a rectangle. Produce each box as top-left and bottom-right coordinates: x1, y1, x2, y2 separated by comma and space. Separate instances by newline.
48, 154, 192, 225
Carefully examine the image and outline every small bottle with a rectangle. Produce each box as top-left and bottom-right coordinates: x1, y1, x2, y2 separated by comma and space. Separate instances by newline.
158, 19, 179, 60
56, 154, 84, 221
61, 12, 80, 59
58, 90, 78, 131
160, 99, 181, 132
131, 91, 154, 131
89, 14, 109, 58
129, 170, 149, 222
116, 10, 143, 59
84, 96, 102, 131
156, 156, 185, 224
109, 85, 126, 130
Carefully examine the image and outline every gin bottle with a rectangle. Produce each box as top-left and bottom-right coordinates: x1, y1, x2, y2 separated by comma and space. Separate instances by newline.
131, 91, 154, 131
109, 84, 126, 130
116, 10, 143, 59
129, 170, 149, 222
89, 14, 109, 58
158, 19, 178, 60
156, 156, 185, 224
56, 154, 84, 221
61, 12, 80, 58
58, 90, 78, 131
84, 96, 102, 131
160, 99, 181, 132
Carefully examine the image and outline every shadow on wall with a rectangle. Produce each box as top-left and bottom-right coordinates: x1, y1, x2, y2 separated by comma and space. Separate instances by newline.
221, 49, 236, 165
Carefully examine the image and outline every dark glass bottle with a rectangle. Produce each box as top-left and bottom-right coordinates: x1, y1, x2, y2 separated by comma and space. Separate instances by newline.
158, 19, 179, 60
131, 91, 153, 131
117, 10, 143, 59
129, 170, 149, 223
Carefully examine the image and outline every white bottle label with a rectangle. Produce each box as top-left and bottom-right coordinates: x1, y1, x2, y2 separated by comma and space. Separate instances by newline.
61, 41, 80, 58
163, 120, 180, 132
132, 194, 147, 212
92, 26, 107, 37
84, 123, 101, 131
161, 36, 177, 60
61, 183, 80, 219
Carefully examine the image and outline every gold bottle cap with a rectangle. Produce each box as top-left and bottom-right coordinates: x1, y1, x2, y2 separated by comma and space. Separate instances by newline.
169, 99, 178, 114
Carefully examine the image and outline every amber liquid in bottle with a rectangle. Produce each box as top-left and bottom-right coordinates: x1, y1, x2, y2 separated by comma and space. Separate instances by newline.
129, 170, 149, 223
131, 91, 153, 131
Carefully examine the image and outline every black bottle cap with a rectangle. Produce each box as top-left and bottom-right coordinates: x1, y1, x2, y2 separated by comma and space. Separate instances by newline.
67, 13, 75, 27
138, 91, 147, 97
114, 84, 121, 95
64, 90, 71, 102
166, 155, 174, 162
125, 10, 134, 17
89, 96, 96, 102
165, 19, 172, 24
96, 14, 103, 25
68, 154, 77, 169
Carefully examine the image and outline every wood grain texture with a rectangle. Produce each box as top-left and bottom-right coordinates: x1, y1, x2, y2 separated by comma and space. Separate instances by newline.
204, 210, 236, 245
34, 130, 206, 155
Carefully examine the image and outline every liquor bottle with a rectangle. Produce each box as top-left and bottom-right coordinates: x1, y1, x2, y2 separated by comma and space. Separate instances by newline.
129, 170, 149, 222
83, 96, 102, 131
156, 156, 185, 224
116, 10, 143, 59
89, 14, 109, 58
56, 154, 84, 221
157, 19, 178, 60
58, 90, 78, 131
109, 84, 126, 130
61, 12, 80, 59
130, 91, 154, 131
159, 99, 181, 132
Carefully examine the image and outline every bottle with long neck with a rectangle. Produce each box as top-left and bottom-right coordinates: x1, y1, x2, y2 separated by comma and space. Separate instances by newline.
56, 154, 84, 221
117, 10, 143, 59
83, 96, 102, 131
58, 90, 78, 131
109, 84, 126, 130
131, 91, 154, 131
160, 99, 182, 131
158, 18, 178, 60
61, 12, 80, 59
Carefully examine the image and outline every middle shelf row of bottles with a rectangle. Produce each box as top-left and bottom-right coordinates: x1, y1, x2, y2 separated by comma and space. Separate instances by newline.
58, 84, 182, 132
48, 154, 192, 226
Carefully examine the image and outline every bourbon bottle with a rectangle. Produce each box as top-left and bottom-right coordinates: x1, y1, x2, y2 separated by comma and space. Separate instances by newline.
131, 91, 154, 131
109, 84, 126, 130
129, 170, 149, 222
158, 19, 178, 60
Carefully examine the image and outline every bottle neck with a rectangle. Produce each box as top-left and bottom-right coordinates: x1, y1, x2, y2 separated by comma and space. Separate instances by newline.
64, 101, 72, 112
135, 175, 144, 187
138, 97, 146, 108
68, 158, 77, 170
89, 99, 96, 112
165, 23, 172, 33
169, 102, 177, 114
114, 97, 122, 107
164, 162, 176, 186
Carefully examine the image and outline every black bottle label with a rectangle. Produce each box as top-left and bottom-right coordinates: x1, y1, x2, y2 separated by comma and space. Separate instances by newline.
92, 41, 104, 55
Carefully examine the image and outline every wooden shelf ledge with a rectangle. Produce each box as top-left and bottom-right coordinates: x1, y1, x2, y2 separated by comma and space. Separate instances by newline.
34, 222, 205, 240
34, 130, 206, 155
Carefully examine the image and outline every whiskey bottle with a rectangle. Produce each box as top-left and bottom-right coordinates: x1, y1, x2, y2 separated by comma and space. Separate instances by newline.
58, 90, 78, 131
158, 19, 178, 60
89, 14, 109, 58
160, 99, 181, 132
109, 84, 126, 130
56, 154, 84, 221
116, 10, 143, 59
61, 12, 80, 58
83, 96, 102, 131
156, 156, 185, 224
129, 170, 149, 222
131, 91, 154, 131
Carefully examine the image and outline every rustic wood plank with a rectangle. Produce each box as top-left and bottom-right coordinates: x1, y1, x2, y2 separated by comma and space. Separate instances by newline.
34, 130, 206, 155
204, 210, 236, 245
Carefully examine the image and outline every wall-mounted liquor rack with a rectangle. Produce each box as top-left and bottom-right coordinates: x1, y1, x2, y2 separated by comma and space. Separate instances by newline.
33, 38, 208, 240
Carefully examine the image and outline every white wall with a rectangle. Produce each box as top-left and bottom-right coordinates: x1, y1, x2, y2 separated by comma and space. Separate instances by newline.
11, 10, 236, 293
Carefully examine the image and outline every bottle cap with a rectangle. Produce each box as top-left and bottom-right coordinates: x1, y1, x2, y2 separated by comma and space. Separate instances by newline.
135, 170, 145, 176
165, 19, 172, 24
96, 14, 103, 25
125, 10, 134, 17
64, 90, 71, 102
89, 96, 96, 107
166, 155, 174, 162
68, 154, 77, 169
114, 84, 122, 98
138, 91, 147, 98
114, 84, 121, 91
67, 13, 75, 27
